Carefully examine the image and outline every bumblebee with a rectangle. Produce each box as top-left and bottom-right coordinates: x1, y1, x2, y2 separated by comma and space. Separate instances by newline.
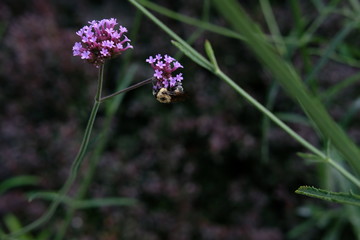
154, 85, 186, 103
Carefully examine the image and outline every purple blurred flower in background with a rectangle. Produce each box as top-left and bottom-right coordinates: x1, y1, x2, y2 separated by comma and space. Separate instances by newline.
73, 18, 133, 67
146, 54, 183, 92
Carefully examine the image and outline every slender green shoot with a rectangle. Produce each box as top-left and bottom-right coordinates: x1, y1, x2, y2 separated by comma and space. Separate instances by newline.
259, 0, 286, 55
1, 65, 105, 240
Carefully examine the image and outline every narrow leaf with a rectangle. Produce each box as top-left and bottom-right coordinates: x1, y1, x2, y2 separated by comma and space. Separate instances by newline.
321, 72, 360, 102
171, 40, 211, 70
295, 186, 360, 207
73, 197, 137, 209
304, 22, 355, 85
27, 191, 72, 204
297, 152, 324, 162
128, 0, 212, 71
204, 40, 219, 71
27, 192, 136, 209
137, 0, 246, 41
4, 214, 33, 240
0, 176, 40, 195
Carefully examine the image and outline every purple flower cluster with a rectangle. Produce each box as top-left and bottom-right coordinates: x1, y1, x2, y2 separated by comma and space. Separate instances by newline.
146, 54, 184, 92
73, 18, 133, 67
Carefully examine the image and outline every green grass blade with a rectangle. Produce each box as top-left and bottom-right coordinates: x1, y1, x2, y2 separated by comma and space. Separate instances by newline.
340, 97, 360, 128
289, 0, 306, 31
297, 152, 324, 163
128, 0, 212, 71
73, 197, 137, 209
320, 72, 360, 102
27, 192, 136, 209
295, 186, 360, 206
137, 0, 318, 49
3, 214, 32, 240
36, 230, 51, 240
260, 83, 281, 163
312, 0, 325, 12
204, 40, 219, 71
175, 0, 210, 60
136, 0, 246, 41
171, 41, 211, 70
304, 22, 356, 87
259, 0, 286, 55
0, 176, 40, 195
349, 0, 360, 13
276, 112, 311, 126
212, 0, 360, 175
27, 191, 73, 205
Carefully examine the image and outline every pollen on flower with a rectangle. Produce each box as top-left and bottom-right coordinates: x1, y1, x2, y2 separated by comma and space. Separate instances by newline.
146, 54, 184, 93
72, 18, 133, 67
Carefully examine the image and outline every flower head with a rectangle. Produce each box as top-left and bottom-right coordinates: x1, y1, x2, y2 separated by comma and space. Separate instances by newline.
73, 18, 133, 67
146, 54, 184, 92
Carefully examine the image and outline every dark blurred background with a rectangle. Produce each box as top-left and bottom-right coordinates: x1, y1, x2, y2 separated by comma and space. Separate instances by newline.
1, 0, 359, 239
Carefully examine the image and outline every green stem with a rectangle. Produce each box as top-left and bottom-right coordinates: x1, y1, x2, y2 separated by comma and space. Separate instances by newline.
216, 70, 360, 189
100, 77, 153, 102
53, 103, 102, 240
55, 120, 108, 240
55, 65, 138, 240
216, 70, 323, 156
2, 65, 105, 240
53, 65, 106, 240
6, 103, 101, 239
328, 158, 360, 188
96, 64, 105, 101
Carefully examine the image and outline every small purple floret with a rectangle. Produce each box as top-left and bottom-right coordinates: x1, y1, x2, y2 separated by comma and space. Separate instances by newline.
154, 69, 163, 79
156, 61, 166, 69
146, 54, 184, 92
81, 51, 91, 59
